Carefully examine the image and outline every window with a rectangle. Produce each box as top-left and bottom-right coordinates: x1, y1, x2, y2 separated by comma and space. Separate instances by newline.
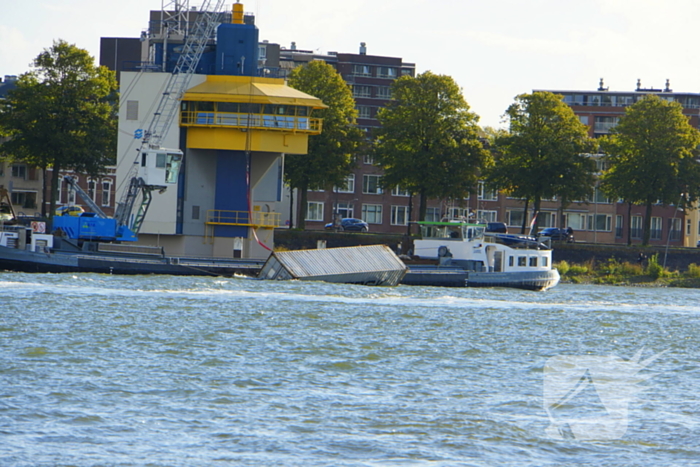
518, 256, 527, 266
258, 45, 267, 59
594, 116, 619, 134
509, 256, 514, 267
687, 218, 692, 236
336, 174, 355, 193
357, 105, 371, 119
401, 68, 413, 76
353, 85, 372, 98
192, 205, 200, 220
126, 100, 139, 121
378, 66, 397, 78
507, 210, 525, 227
363, 174, 382, 194
391, 206, 408, 225
579, 116, 589, 125
477, 210, 497, 223
63, 176, 78, 205
391, 186, 410, 196
669, 218, 682, 241
650, 217, 662, 240
11, 191, 37, 209
566, 212, 586, 230
588, 214, 612, 232
352, 64, 371, 76
538, 211, 556, 228
101, 179, 112, 207
425, 207, 440, 222
447, 207, 467, 220
87, 178, 96, 201
616, 215, 623, 238
306, 202, 324, 221
529, 257, 538, 267
334, 202, 354, 219
631, 216, 643, 239
593, 187, 611, 204
542, 257, 548, 267
11, 164, 26, 179
477, 181, 497, 201
363, 154, 375, 165
377, 86, 391, 98
362, 204, 382, 224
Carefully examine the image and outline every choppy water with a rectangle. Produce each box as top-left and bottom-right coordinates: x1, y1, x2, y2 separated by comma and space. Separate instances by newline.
1, 272, 698, 466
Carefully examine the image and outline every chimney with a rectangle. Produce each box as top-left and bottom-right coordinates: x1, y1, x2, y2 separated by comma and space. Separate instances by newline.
359, 42, 367, 55
291, 41, 297, 51
665, 79, 672, 92
636, 79, 641, 91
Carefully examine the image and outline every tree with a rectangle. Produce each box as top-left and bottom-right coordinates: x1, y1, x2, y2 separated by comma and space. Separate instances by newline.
373, 71, 491, 222
0, 40, 117, 218
599, 94, 700, 246
285, 60, 363, 230
488, 91, 595, 233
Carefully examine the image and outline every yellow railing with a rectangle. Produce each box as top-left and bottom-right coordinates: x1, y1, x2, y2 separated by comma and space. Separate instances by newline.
205, 210, 281, 228
181, 111, 322, 134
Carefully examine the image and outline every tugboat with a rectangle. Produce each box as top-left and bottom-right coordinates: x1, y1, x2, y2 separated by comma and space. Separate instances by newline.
402, 221, 560, 291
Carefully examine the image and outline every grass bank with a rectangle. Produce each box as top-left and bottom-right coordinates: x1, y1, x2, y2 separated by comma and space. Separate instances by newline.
554, 254, 700, 287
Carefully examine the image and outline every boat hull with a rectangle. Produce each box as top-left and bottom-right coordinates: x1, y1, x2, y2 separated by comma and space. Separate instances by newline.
0, 245, 263, 277
402, 266, 560, 291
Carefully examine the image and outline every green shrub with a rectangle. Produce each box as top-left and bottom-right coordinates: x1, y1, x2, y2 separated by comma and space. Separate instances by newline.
646, 254, 668, 280
555, 260, 570, 275
619, 261, 643, 276
687, 263, 700, 278
568, 264, 590, 276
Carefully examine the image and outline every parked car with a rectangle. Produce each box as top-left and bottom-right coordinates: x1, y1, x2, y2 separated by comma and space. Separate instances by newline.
486, 222, 507, 233
324, 218, 369, 232
538, 227, 574, 243
55, 205, 85, 217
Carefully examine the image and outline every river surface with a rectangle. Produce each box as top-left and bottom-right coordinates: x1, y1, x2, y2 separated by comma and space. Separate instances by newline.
1, 272, 698, 466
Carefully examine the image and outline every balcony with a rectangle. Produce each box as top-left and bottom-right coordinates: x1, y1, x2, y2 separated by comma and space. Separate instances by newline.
181, 111, 322, 134
205, 210, 281, 228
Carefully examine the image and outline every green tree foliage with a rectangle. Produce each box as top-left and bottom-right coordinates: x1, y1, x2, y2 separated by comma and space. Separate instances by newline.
285, 60, 363, 229
488, 91, 595, 233
599, 94, 700, 245
373, 71, 491, 221
0, 40, 117, 218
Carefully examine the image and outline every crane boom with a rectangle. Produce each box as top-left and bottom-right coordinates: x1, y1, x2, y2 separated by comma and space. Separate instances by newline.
115, 0, 227, 235
63, 176, 108, 219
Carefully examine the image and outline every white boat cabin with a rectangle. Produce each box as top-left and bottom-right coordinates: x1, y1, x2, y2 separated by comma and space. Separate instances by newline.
413, 221, 553, 273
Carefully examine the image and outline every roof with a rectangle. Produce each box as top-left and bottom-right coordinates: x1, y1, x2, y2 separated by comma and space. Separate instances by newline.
183, 75, 327, 108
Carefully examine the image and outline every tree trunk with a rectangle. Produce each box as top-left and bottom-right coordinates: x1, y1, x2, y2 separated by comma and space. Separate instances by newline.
558, 197, 568, 229
406, 194, 413, 236
532, 196, 542, 235
49, 160, 61, 229
520, 199, 530, 234
627, 201, 632, 246
297, 181, 308, 230
288, 188, 294, 229
642, 201, 653, 246
418, 188, 427, 222
41, 165, 48, 217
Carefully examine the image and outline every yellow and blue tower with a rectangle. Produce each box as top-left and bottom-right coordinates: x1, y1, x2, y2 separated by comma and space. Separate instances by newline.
116, 3, 324, 258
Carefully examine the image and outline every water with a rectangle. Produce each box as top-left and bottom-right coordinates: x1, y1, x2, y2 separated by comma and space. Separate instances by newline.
1, 273, 698, 466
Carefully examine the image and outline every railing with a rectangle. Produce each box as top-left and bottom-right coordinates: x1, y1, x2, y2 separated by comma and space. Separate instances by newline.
205, 210, 281, 228
181, 111, 322, 134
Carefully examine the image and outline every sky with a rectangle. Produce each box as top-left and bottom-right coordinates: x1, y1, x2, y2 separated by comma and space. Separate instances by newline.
2, 0, 699, 128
